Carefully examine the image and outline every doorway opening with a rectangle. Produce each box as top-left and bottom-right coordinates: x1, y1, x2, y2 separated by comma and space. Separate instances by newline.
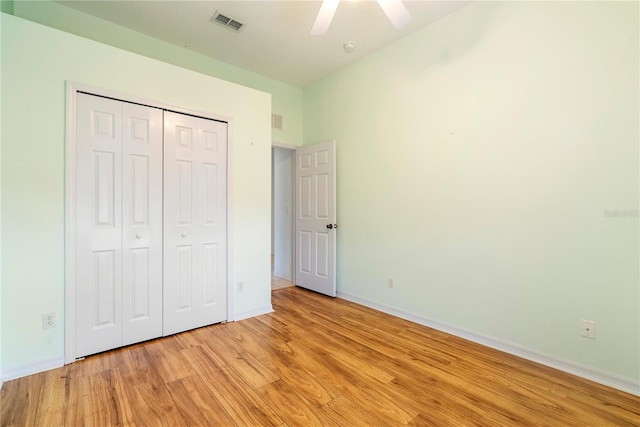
271, 145, 295, 290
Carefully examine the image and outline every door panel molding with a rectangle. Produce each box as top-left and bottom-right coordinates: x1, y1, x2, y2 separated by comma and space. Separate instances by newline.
163, 111, 228, 335
65, 81, 234, 364
294, 140, 337, 297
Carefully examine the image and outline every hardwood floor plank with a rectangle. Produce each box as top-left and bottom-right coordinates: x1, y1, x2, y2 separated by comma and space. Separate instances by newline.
405, 413, 475, 427
0, 373, 44, 426
80, 388, 94, 427
59, 365, 84, 427
165, 375, 238, 426
318, 394, 388, 426
2, 286, 639, 427
256, 379, 325, 426
272, 341, 346, 400
111, 344, 160, 386
387, 369, 490, 423
143, 336, 192, 384
86, 369, 128, 426
447, 357, 633, 426
181, 344, 284, 426
228, 326, 339, 407
128, 381, 187, 427
204, 327, 281, 389
31, 369, 67, 426
220, 320, 284, 361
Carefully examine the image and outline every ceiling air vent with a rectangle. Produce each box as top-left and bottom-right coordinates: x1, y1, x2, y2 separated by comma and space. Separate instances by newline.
272, 114, 283, 131
210, 11, 244, 32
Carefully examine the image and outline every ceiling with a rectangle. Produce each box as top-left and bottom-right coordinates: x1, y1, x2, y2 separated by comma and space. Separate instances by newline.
57, 1, 471, 88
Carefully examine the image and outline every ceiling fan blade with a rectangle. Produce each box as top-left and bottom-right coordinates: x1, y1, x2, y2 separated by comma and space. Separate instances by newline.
311, 0, 340, 36
376, 0, 412, 29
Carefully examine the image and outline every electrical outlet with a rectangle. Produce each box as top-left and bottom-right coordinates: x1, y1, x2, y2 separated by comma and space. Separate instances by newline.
237, 281, 245, 293
387, 277, 395, 289
43, 312, 56, 329
580, 319, 595, 339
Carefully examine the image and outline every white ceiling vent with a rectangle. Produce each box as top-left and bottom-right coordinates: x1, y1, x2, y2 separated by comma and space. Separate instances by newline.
272, 114, 283, 131
210, 11, 244, 32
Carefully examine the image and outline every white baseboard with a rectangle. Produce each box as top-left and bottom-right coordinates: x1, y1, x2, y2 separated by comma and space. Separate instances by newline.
234, 305, 274, 321
1, 305, 275, 383
1, 356, 65, 382
337, 291, 640, 397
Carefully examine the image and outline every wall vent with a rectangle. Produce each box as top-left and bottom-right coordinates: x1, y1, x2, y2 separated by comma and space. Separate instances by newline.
210, 11, 244, 32
272, 114, 283, 131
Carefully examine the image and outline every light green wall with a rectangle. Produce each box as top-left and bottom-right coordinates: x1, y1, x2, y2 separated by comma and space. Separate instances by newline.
0, 1, 12, 15
12, 0, 302, 147
304, 1, 639, 382
1, 14, 272, 370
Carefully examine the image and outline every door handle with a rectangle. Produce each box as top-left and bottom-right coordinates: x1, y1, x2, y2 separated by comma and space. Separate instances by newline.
327, 224, 333, 229
135, 233, 143, 239
181, 232, 187, 238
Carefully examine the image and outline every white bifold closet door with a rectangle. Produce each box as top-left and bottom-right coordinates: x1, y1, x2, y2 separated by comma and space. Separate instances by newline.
163, 111, 228, 336
75, 93, 163, 358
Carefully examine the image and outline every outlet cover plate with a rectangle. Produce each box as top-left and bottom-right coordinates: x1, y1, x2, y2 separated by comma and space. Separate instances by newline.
580, 319, 595, 339
43, 312, 56, 329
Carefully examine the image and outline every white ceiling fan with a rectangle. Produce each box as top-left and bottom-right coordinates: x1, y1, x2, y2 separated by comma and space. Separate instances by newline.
311, 0, 412, 36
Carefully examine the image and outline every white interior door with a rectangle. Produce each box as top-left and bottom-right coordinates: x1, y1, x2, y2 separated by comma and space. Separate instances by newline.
295, 140, 337, 297
75, 93, 163, 357
163, 111, 228, 335
121, 102, 163, 346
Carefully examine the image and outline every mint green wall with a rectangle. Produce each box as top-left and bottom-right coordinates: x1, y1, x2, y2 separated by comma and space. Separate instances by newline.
304, 1, 639, 382
1, 14, 272, 371
0, 1, 12, 14
12, 0, 302, 147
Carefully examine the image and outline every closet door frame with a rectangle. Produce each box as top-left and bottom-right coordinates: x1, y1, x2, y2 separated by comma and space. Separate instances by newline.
64, 81, 235, 364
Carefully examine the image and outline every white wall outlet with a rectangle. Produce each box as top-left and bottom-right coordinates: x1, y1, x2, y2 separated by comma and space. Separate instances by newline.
237, 281, 245, 292
43, 312, 56, 329
580, 319, 595, 339
387, 277, 395, 289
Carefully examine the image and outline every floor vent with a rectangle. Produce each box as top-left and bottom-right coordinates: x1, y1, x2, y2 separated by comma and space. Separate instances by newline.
210, 11, 244, 32
272, 114, 283, 131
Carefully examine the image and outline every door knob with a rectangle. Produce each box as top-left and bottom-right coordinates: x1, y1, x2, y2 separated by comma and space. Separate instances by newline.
181, 232, 187, 238
327, 224, 333, 229
135, 233, 142, 239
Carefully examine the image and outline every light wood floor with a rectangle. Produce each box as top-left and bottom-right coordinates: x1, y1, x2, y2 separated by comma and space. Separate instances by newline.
2, 287, 639, 426
272, 276, 295, 290
271, 255, 294, 290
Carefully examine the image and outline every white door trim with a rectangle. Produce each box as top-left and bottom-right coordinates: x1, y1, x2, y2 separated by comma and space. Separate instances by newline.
272, 141, 299, 150
65, 83, 78, 364
64, 81, 235, 363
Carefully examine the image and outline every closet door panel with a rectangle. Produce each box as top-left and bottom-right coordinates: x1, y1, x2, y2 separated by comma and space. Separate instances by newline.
76, 94, 123, 357
121, 103, 163, 346
76, 94, 163, 357
163, 111, 227, 336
